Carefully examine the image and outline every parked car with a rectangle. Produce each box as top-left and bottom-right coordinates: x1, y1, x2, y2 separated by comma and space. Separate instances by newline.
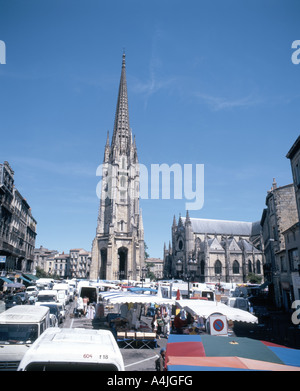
26, 286, 38, 297
5, 295, 23, 310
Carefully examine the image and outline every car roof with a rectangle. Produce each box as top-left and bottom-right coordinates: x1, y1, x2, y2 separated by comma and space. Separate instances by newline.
0, 305, 49, 323
20, 328, 122, 364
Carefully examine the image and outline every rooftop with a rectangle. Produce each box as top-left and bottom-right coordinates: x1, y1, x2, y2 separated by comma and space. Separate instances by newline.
181, 217, 256, 236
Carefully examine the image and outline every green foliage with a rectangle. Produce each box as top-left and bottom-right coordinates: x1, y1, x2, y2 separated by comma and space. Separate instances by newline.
144, 242, 150, 260
247, 272, 262, 284
35, 267, 60, 280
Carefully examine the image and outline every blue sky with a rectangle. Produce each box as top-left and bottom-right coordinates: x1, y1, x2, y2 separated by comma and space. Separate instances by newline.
0, 0, 299, 259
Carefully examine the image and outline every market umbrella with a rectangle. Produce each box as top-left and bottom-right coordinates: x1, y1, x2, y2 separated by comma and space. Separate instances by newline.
6, 282, 25, 289
100, 290, 175, 305
176, 299, 258, 324
165, 334, 300, 371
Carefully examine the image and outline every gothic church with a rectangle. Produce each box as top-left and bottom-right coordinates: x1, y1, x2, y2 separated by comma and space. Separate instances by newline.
90, 54, 145, 281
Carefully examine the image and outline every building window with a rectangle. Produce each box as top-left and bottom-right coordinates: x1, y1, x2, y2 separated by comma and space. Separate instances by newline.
120, 176, 126, 188
256, 260, 261, 274
288, 248, 299, 272
120, 191, 126, 202
200, 260, 205, 275
233, 260, 240, 274
214, 260, 222, 275
248, 260, 252, 273
280, 256, 287, 272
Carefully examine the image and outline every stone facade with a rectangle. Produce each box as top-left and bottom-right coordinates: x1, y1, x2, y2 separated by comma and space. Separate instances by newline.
282, 223, 300, 306
284, 136, 300, 305
261, 180, 298, 308
33, 246, 58, 272
90, 54, 144, 281
164, 212, 263, 284
69, 248, 91, 279
0, 161, 37, 275
287, 135, 300, 224
34, 246, 91, 279
145, 257, 164, 280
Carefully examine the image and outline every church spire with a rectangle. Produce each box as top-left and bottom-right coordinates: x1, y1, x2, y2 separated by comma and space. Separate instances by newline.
111, 52, 132, 155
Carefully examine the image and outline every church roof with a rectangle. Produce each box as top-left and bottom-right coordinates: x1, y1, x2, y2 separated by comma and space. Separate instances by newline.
181, 217, 254, 236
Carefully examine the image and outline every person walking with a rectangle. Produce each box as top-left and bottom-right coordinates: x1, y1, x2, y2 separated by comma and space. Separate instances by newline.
162, 312, 170, 338
83, 296, 89, 315
155, 348, 166, 371
87, 304, 95, 319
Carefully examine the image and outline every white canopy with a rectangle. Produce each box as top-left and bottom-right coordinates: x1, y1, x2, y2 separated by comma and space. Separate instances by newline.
176, 299, 258, 324
100, 290, 175, 305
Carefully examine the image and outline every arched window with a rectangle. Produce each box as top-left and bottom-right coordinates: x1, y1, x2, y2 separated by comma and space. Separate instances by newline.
214, 260, 222, 275
256, 260, 261, 274
233, 260, 240, 274
248, 260, 252, 273
178, 239, 183, 250
200, 259, 205, 275
120, 176, 126, 188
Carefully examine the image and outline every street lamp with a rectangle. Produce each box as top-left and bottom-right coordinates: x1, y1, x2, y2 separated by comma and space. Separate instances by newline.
187, 259, 197, 297
176, 260, 183, 278
188, 259, 197, 274
141, 266, 147, 287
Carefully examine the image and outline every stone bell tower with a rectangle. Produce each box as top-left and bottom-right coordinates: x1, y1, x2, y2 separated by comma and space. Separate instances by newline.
90, 53, 145, 281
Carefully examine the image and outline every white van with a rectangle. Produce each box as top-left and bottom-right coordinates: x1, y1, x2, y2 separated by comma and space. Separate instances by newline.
52, 283, 70, 304
36, 278, 54, 290
191, 283, 215, 301
26, 286, 38, 297
18, 328, 125, 371
0, 305, 51, 371
226, 297, 250, 312
37, 289, 58, 303
78, 282, 99, 305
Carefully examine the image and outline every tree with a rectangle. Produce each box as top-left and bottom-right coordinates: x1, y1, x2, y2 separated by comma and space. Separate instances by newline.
35, 267, 60, 280
247, 272, 262, 284
144, 242, 150, 260
145, 262, 156, 281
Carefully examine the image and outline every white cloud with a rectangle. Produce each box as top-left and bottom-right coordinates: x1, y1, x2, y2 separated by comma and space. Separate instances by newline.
194, 92, 263, 111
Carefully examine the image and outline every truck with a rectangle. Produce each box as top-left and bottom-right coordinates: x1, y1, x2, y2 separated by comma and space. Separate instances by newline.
78, 282, 99, 305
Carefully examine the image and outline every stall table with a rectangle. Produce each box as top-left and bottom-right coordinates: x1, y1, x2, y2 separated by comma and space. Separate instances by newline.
117, 331, 157, 349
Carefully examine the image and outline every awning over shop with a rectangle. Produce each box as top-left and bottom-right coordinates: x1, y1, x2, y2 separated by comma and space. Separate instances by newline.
128, 287, 158, 293
0, 277, 13, 284
19, 275, 31, 284
23, 273, 39, 281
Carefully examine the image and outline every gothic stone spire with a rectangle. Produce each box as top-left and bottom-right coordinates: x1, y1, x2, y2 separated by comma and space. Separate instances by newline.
111, 52, 132, 156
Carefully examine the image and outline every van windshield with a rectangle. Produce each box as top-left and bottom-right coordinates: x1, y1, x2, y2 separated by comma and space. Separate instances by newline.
0, 324, 39, 344
37, 295, 56, 302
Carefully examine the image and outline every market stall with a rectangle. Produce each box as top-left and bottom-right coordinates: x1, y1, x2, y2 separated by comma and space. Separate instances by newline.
176, 299, 258, 324
98, 291, 175, 349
